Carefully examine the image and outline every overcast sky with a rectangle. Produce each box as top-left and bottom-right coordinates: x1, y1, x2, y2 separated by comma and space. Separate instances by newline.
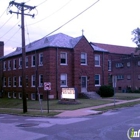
0, 0, 140, 55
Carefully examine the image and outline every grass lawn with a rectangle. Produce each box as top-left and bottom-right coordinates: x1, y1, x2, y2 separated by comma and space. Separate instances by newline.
0, 98, 112, 110
0, 93, 140, 116
109, 93, 140, 100
95, 101, 140, 112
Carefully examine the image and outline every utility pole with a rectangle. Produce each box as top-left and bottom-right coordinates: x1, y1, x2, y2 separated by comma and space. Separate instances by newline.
9, 1, 35, 113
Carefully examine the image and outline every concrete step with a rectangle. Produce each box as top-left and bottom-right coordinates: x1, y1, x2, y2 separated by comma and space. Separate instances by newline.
82, 91, 102, 99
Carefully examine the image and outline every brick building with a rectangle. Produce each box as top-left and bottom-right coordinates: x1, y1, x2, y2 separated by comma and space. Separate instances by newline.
0, 33, 109, 100
94, 43, 140, 92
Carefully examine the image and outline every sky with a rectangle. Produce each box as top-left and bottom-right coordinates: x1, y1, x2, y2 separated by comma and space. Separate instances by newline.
0, 0, 140, 55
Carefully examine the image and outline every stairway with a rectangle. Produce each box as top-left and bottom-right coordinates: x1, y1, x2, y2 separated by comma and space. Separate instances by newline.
82, 91, 102, 99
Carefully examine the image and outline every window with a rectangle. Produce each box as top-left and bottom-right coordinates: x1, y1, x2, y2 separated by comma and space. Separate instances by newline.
3, 77, 6, 87
26, 56, 28, 68
60, 74, 67, 87
8, 77, 11, 87
8, 92, 12, 98
8, 60, 11, 70
81, 53, 87, 65
127, 62, 130, 67
19, 76, 22, 87
19, 93, 22, 99
3, 61, 6, 71
39, 74, 43, 87
26, 75, 28, 87
127, 75, 131, 80
19, 57, 22, 69
138, 75, 140, 80
60, 52, 67, 65
13, 92, 16, 98
95, 74, 100, 86
138, 61, 140, 66
117, 75, 124, 80
95, 55, 100, 66
13, 59, 16, 69
32, 55, 36, 66
13, 76, 16, 87
39, 53, 43, 65
31, 93, 36, 100
31, 75, 35, 87
116, 63, 123, 68
108, 60, 111, 71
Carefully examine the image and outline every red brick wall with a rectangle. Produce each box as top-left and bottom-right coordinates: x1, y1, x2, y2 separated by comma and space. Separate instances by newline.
73, 36, 95, 93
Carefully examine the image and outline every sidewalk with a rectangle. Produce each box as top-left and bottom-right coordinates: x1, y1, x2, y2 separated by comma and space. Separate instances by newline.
55, 98, 140, 117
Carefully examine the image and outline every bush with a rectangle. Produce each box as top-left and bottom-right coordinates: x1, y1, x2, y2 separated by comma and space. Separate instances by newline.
98, 85, 114, 97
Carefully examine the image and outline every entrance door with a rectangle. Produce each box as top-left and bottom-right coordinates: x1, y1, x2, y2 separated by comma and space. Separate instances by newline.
81, 76, 87, 92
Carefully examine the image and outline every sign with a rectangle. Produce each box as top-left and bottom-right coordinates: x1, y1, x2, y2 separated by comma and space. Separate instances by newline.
61, 88, 75, 99
112, 76, 117, 88
44, 82, 51, 91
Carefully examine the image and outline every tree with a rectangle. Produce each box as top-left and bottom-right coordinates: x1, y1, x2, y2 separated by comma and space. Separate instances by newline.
132, 27, 140, 47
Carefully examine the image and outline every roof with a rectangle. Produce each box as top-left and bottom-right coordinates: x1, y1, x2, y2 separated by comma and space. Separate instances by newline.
90, 43, 108, 52
3, 33, 83, 59
92, 42, 137, 55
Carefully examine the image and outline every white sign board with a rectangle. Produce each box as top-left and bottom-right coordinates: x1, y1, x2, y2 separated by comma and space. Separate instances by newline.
44, 82, 51, 91
61, 88, 75, 99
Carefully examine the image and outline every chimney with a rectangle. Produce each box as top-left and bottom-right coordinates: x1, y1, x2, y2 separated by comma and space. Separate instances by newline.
0, 41, 4, 57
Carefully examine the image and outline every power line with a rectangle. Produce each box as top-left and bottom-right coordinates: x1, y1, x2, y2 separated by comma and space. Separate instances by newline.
0, 9, 7, 19
36, 0, 48, 7
28, 0, 72, 26
0, 15, 13, 30
45, 0, 100, 37
5, 28, 20, 45
0, 20, 20, 39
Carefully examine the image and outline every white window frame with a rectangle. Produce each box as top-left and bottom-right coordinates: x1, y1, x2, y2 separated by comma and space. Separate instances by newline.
39, 53, 43, 66
19, 76, 22, 87
13, 76, 16, 87
8, 60, 11, 70
8, 92, 11, 98
127, 62, 130, 67
31, 75, 35, 87
19, 93, 22, 99
8, 77, 11, 87
32, 55, 35, 67
3, 77, 6, 87
138, 61, 140, 66
60, 52, 67, 65
81, 53, 87, 65
39, 74, 43, 87
127, 75, 131, 80
19, 57, 22, 69
13, 92, 16, 98
60, 74, 67, 87
13, 59, 16, 70
3, 61, 6, 71
31, 93, 36, 100
95, 55, 100, 67
95, 74, 100, 86
26, 75, 28, 87
108, 60, 111, 71
26, 56, 28, 68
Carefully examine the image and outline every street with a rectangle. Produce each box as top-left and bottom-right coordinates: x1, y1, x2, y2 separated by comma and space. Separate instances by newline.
0, 104, 140, 140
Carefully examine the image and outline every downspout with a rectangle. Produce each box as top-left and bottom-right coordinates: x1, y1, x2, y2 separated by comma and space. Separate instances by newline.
56, 47, 59, 99
102, 52, 104, 85
35, 50, 38, 100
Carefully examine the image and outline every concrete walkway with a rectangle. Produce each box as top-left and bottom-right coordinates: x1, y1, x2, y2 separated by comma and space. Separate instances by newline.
55, 98, 140, 117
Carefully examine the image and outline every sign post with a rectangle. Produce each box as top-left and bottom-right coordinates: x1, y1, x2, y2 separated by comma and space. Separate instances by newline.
112, 76, 117, 106
44, 82, 51, 114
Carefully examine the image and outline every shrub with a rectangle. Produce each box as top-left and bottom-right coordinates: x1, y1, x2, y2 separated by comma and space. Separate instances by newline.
98, 85, 114, 97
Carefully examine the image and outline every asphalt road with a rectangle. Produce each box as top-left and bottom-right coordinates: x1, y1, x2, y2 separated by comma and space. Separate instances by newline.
0, 104, 140, 140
